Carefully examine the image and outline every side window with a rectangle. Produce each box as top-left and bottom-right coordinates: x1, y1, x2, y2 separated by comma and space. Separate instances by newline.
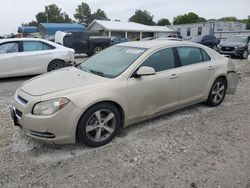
201, 49, 211, 62
0, 42, 18, 54
177, 47, 203, 66
23, 41, 54, 52
23, 41, 44, 52
140, 48, 175, 72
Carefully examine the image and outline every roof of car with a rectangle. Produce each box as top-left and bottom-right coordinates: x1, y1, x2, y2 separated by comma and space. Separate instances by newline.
0, 38, 47, 43
116, 40, 197, 49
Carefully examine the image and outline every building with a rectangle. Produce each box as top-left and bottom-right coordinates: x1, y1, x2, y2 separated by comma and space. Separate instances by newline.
88, 20, 177, 40
170, 21, 247, 39
39, 23, 86, 38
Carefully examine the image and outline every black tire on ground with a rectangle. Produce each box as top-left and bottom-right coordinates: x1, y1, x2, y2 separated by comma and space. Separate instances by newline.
47, 60, 65, 72
241, 49, 249, 59
205, 78, 227, 107
76, 103, 122, 147
93, 46, 103, 55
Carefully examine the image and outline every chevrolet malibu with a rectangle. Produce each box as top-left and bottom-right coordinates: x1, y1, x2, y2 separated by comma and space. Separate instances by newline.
0, 38, 75, 78
11, 40, 237, 147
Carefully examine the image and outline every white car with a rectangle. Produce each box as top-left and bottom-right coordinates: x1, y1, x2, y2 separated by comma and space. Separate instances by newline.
11, 40, 239, 147
0, 38, 75, 78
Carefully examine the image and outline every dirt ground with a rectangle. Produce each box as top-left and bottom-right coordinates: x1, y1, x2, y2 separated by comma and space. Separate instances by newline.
0, 57, 250, 188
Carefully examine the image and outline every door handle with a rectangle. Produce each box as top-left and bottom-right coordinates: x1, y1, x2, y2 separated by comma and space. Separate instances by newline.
169, 74, 179, 79
208, 66, 215, 70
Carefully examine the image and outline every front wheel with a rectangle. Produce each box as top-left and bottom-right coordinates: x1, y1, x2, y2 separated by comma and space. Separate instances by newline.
93, 46, 103, 55
241, 50, 249, 59
76, 103, 121, 147
205, 78, 227, 107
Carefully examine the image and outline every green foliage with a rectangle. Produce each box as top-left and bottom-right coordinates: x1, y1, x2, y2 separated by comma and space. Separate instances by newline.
129, 10, 155, 25
22, 20, 38, 27
173, 12, 206, 25
33, 4, 73, 24
92, 9, 108, 21
218, 17, 238, 22
247, 16, 250, 30
157, 19, 171, 26
74, 3, 108, 25
74, 2, 92, 24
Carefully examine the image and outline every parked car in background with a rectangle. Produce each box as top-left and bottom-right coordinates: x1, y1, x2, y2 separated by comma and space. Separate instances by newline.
217, 35, 250, 59
110, 37, 128, 45
11, 40, 239, 147
55, 31, 111, 56
0, 38, 75, 78
191, 35, 219, 49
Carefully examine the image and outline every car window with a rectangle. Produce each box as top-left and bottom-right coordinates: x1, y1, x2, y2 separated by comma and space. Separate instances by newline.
0, 42, 18, 54
201, 49, 211, 62
23, 41, 54, 52
140, 48, 175, 72
177, 47, 203, 66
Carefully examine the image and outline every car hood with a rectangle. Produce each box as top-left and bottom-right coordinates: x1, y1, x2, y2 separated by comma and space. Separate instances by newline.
219, 41, 245, 47
21, 67, 109, 96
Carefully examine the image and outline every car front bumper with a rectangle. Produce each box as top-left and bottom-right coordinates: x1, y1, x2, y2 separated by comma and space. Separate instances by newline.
218, 47, 245, 57
10, 89, 82, 144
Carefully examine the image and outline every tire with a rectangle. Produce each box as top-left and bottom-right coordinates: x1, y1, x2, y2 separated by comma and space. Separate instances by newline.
76, 103, 122, 147
205, 78, 227, 107
241, 49, 249, 59
93, 46, 103, 55
47, 60, 65, 72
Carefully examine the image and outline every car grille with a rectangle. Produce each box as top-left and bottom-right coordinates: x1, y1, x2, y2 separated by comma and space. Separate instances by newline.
15, 108, 23, 118
17, 95, 28, 105
221, 47, 235, 51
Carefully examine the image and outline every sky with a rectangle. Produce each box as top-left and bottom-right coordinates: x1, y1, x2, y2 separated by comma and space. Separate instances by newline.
0, 0, 249, 35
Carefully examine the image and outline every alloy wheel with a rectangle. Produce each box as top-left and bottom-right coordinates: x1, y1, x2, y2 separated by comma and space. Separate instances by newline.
211, 81, 226, 104
85, 109, 116, 142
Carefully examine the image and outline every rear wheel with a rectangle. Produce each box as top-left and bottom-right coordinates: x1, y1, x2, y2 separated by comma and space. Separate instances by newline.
47, 60, 65, 72
205, 78, 227, 107
76, 103, 121, 147
93, 46, 103, 55
242, 50, 249, 59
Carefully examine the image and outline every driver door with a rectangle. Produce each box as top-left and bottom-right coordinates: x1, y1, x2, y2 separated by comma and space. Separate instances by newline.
127, 48, 181, 122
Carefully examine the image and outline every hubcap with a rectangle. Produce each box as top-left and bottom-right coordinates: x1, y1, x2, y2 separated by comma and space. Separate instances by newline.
211, 82, 225, 104
86, 110, 116, 142
51, 62, 63, 70
243, 51, 248, 59
94, 47, 102, 54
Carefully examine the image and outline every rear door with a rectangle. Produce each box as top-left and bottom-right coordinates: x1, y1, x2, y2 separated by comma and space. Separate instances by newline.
0, 41, 23, 78
127, 48, 181, 121
176, 46, 215, 105
18, 41, 55, 74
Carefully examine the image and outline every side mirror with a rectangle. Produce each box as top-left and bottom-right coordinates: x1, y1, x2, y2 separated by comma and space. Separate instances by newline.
136, 66, 156, 77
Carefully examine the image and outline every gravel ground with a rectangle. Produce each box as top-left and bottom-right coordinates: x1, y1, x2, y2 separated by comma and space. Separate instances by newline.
0, 57, 250, 188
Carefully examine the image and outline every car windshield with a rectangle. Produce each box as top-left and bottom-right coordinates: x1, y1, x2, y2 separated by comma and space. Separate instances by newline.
79, 46, 146, 78
191, 36, 203, 42
226, 36, 248, 43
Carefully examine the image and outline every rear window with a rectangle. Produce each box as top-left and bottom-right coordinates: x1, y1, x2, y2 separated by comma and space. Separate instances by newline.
0, 42, 18, 53
177, 47, 203, 66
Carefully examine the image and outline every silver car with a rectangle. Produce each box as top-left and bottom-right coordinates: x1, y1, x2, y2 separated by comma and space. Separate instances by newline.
10, 40, 238, 147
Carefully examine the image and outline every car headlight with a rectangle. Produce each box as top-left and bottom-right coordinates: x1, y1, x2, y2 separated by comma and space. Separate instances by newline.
32, 98, 70, 115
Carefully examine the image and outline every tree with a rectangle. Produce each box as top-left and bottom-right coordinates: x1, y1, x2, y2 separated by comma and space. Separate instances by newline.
33, 4, 73, 24
22, 20, 38, 26
173, 12, 206, 25
246, 16, 250, 30
92, 9, 108, 21
218, 17, 238, 22
74, 2, 92, 25
129, 10, 155, 25
157, 19, 171, 26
